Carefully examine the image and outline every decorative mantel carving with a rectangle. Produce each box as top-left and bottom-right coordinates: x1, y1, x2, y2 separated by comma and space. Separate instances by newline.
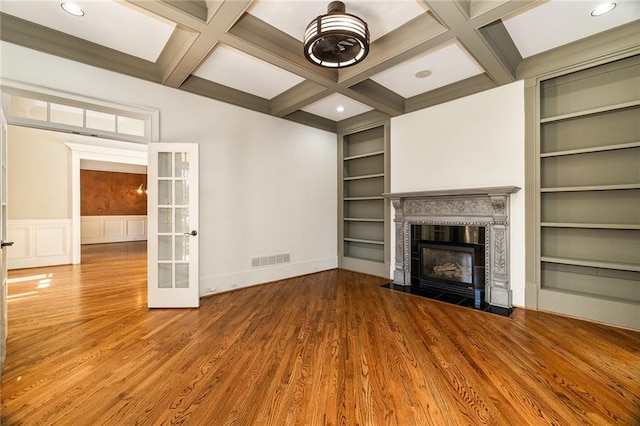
383, 186, 520, 308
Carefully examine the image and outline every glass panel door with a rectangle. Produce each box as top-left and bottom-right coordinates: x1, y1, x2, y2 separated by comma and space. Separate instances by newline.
0, 109, 9, 367
147, 143, 199, 308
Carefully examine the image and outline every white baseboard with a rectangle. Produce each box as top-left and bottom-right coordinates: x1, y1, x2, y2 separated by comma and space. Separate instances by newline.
198, 256, 338, 297
8, 219, 73, 269
81, 215, 147, 244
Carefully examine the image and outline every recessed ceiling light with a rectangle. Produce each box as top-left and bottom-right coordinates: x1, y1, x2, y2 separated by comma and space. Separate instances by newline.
61, 2, 85, 17
336, 106, 345, 112
591, 2, 617, 16
415, 69, 432, 79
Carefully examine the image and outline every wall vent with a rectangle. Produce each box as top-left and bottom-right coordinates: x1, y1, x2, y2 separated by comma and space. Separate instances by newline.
251, 253, 291, 269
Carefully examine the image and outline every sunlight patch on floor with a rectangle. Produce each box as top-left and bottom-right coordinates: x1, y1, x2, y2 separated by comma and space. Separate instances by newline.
7, 273, 51, 284
7, 272, 55, 300
7, 291, 38, 301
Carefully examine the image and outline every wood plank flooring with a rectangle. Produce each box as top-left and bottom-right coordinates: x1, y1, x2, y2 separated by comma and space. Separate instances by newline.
2, 242, 639, 425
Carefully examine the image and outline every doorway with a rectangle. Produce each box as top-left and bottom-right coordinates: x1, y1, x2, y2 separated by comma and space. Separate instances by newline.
68, 139, 147, 264
5, 125, 147, 269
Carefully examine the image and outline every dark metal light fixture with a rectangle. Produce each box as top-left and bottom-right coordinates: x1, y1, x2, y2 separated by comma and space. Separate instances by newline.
303, 1, 369, 68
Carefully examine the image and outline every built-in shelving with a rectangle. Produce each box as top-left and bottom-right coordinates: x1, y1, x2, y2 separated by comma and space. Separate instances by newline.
344, 196, 384, 201
541, 256, 640, 273
539, 100, 640, 123
540, 141, 640, 158
344, 173, 385, 181
532, 54, 640, 328
344, 237, 385, 245
344, 150, 385, 161
540, 183, 640, 192
339, 123, 389, 276
344, 218, 384, 222
541, 222, 640, 230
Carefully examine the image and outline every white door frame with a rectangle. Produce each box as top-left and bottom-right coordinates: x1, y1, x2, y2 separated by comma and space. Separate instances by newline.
66, 141, 148, 264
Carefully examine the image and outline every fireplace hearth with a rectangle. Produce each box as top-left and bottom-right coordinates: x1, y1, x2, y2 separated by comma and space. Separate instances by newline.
384, 186, 520, 311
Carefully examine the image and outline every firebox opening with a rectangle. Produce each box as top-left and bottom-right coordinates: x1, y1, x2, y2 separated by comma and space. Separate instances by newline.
411, 225, 486, 302
421, 243, 474, 286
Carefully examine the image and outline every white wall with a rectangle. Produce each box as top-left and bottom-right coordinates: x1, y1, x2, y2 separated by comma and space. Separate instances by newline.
390, 81, 525, 306
8, 126, 71, 219
1, 42, 338, 295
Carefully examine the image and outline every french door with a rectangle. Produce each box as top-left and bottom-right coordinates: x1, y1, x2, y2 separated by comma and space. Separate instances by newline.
147, 143, 199, 308
0, 109, 11, 367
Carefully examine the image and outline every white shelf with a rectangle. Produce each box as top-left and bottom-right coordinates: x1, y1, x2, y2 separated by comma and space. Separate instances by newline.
344, 150, 384, 161
540, 183, 640, 193
344, 237, 385, 245
344, 173, 384, 181
542, 222, 640, 230
541, 256, 640, 272
540, 100, 640, 123
540, 142, 640, 158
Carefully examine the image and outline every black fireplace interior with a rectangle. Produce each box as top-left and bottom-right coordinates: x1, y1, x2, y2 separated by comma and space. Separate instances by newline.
411, 225, 485, 299
419, 243, 477, 285
384, 224, 512, 317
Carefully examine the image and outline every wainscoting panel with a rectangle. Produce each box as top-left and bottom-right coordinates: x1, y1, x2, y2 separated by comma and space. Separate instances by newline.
103, 219, 125, 238
8, 219, 73, 269
81, 215, 147, 245
127, 218, 146, 237
36, 225, 69, 257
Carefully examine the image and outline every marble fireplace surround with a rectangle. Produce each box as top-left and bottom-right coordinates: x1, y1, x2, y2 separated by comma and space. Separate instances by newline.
384, 186, 520, 308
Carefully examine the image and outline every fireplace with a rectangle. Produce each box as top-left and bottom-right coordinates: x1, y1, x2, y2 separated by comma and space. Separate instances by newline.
384, 187, 520, 309
412, 225, 486, 305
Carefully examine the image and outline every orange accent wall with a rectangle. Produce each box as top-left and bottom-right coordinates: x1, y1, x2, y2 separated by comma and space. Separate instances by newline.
81, 170, 147, 216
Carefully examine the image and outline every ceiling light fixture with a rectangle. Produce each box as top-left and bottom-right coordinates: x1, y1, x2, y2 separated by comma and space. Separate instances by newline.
61, 2, 85, 16
336, 105, 345, 112
591, 2, 617, 16
303, 1, 370, 68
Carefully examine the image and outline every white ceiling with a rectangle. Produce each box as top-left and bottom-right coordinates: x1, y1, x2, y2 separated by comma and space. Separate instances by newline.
193, 44, 305, 100
248, 0, 427, 42
503, 0, 640, 58
369, 41, 484, 98
302, 92, 373, 121
1, 0, 638, 129
0, 0, 175, 62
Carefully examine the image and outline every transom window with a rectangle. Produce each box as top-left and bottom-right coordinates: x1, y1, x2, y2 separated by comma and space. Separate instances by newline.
1, 83, 158, 143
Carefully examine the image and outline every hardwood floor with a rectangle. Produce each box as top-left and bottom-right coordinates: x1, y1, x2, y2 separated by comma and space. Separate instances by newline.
2, 242, 639, 425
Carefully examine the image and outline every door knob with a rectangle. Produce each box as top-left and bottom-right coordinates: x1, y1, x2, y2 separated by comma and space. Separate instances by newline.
1, 241, 14, 248
184, 230, 197, 236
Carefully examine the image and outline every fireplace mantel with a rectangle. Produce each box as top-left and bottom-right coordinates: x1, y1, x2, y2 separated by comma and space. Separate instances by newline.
384, 186, 520, 308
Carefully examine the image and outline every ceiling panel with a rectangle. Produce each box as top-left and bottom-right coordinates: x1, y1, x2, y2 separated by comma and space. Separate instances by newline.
369, 41, 484, 98
193, 44, 305, 100
301, 92, 373, 121
0, 0, 175, 62
503, 0, 640, 58
248, 0, 426, 42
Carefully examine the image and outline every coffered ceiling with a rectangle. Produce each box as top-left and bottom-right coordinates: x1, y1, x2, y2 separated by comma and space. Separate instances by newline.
1, 0, 638, 132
